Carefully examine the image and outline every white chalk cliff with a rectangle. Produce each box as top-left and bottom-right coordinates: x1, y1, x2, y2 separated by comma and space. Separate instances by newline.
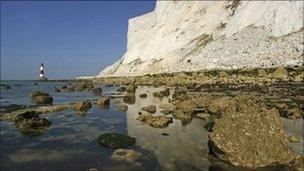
99, 1, 303, 77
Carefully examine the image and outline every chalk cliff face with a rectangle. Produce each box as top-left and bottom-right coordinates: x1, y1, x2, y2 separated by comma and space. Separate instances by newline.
99, 1, 303, 77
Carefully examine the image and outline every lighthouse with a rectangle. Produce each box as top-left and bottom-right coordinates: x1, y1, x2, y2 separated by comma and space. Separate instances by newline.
39, 63, 47, 80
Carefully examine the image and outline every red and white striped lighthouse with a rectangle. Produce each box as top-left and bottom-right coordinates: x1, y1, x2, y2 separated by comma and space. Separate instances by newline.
39, 63, 45, 80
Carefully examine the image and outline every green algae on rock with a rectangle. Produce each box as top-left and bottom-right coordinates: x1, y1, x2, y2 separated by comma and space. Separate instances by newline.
97, 133, 136, 149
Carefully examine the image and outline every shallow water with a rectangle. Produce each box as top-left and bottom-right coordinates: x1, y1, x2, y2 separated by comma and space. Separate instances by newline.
0, 81, 303, 171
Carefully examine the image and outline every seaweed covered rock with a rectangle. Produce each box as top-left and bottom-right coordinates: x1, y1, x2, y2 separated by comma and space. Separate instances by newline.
74, 82, 94, 91
97, 133, 136, 149
137, 112, 173, 128
141, 105, 156, 114
13, 111, 52, 136
208, 96, 295, 168
30, 91, 53, 105
73, 101, 92, 111
153, 88, 170, 98
123, 94, 136, 104
97, 97, 110, 108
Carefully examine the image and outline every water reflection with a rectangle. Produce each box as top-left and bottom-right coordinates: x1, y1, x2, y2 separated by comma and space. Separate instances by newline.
126, 86, 210, 170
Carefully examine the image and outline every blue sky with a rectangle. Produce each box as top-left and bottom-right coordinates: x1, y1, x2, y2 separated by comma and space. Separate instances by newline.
1, 1, 156, 80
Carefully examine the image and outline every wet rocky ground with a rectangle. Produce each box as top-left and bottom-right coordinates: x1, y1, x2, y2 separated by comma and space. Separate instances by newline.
0, 73, 303, 171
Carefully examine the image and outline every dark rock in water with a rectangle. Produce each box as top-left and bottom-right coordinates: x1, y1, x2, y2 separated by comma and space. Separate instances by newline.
0, 104, 32, 113
118, 104, 128, 111
161, 133, 169, 136
172, 110, 192, 126
61, 85, 68, 89
97, 97, 110, 108
153, 88, 170, 98
30, 91, 53, 105
117, 86, 126, 92
13, 111, 52, 137
123, 94, 136, 104
34, 83, 38, 85
30, 91, 49, 98
97, 133, 136, 149
54, 88, 61, 92
126, 85, 137, 93
208, 96, 295, 168
137, 112, 173, 128
34, 95, 53, 105
204, 119, 215, 132
73, 101, 92, 111
279, 108, 303, 119
139, 93, 147, 98
141, 105, 156, 114
92, 87, 102, 95
67, 86, 75, 92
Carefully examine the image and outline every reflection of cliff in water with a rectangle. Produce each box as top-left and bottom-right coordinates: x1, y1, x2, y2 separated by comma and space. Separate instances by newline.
126, 86, 210, 170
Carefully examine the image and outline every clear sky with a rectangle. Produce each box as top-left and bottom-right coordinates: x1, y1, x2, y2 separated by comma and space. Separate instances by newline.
1, 1, 156, 80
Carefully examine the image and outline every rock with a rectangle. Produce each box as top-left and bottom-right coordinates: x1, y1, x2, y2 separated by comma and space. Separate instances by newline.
97, 133, 136, 149
123, 94, 136, 104
280, 108, 303, 119
118, 104, 128, 111
271, 66, 290, 81
257, 69, 267, 77
0, 84, 11, 89
288, 135, 300, 143
160, 110, 172, 115
126, 85, 137, 93
208, 96, 295, 168
153, 88, 170, 98
55, 88, 61, 92
97, 97, 110, 108
159, 103, 176, 110
13, 111, 52, 136
34, 95, 53, 105
30, 91, 49, 98
139, 93, 147, 98
74, 82, 94, 91
196, 112, 209, 120
137, 112, 173, 128
30, 91, 53, 105
66, 86, 75, 92
117, 86, 126, 92
141, 105, 156, 114
172, 110, 192, 126
204, 119, 215, 132
73, 101, 92, 111
295, 155, 304, 171
111, 149, 141, 163
162, 133, 169, 136
92, 87, 102, 95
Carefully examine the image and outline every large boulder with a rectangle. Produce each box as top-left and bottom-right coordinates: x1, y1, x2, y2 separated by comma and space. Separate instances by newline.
97, 97, 110, 108
73, 101, 92, 111
141, 105, 156, 114
137, 112, 173, 128
97, 133, 136, 149
208, 96, 295, 168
